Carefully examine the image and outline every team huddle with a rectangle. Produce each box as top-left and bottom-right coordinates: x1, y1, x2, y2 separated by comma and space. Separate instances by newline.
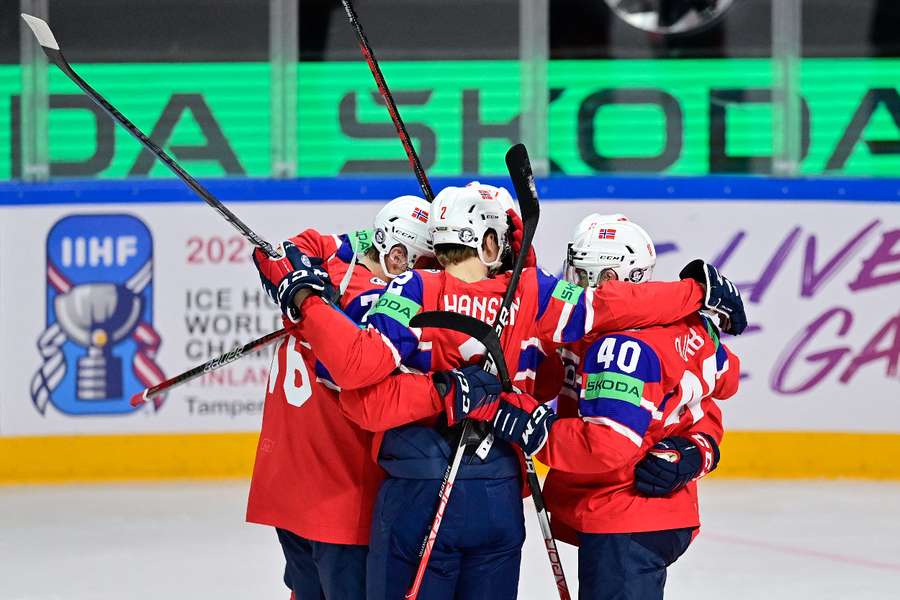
245, 182, 747, 600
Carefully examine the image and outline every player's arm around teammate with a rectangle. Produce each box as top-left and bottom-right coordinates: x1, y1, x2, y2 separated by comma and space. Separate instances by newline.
468, 214, 745, 600
297, 188, 743, 600
246, 196, 433, 600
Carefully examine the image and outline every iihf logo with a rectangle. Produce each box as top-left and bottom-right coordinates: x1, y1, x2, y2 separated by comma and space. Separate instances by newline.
31, 214, 166, 415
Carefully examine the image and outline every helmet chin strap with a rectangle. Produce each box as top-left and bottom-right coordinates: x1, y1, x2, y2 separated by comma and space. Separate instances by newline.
378, 251, 398, 280
478, 232, 507, 272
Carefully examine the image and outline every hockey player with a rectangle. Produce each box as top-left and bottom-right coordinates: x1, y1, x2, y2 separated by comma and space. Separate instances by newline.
467, 214, 741, 599
246, 195, 433, 599
263, 183, 746, 599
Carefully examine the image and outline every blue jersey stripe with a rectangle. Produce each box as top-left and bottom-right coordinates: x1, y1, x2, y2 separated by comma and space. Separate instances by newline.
368, 314, 419, 361
561, 296, 588, 343
582, 335, 662, 383
518, 345, 546, 373
535, 269, 558, 320
580, 398, 652, 437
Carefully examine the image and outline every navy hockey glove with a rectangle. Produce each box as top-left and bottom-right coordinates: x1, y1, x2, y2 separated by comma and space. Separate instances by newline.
432, 365, 502, 427
477, 392, 557, 457
634, 433, 720, 497
252, 241, 331, 321
679, 259, 747, 335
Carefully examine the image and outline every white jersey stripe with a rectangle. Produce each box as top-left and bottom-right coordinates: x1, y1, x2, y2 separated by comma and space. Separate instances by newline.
514, 369, 537, 382
584, 289, 595, 336
553, 302, 574, 343
583, 416, 644, 446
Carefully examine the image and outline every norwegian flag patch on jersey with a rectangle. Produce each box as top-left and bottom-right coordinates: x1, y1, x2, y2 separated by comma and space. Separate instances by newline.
411, 208, 429, 223
598, 228, 617, 240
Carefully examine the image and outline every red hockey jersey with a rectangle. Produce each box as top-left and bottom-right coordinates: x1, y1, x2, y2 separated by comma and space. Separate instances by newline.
246, 229, 387, 545
296, 269, 705, 454
538, 313, 741, 540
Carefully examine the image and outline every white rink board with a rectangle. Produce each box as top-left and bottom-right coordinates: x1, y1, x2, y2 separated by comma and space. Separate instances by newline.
0, 198, 897, 436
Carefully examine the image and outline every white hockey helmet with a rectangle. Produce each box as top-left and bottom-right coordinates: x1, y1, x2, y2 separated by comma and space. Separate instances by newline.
572, 213, 630, 239
565, 214, 656, 286
372, 195, 434, 276
429, 182, 514, 269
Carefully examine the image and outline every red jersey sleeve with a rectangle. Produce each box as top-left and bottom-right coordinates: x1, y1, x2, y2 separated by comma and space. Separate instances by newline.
288, 228, 342, 259
340, 373, 443, 432
532, 350, 564, 404
295, 296, 401, 390
689, 397, 725, 445
713, 344, 741, 401
590, 279, 704, 334
530, 270, 703, 347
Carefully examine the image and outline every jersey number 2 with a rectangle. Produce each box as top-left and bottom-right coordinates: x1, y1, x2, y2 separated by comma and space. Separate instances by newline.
268, 335, 313, 407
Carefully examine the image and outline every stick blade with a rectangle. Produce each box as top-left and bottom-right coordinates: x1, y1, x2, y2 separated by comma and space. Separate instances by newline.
410, 311, 511, 386
505, 143, 540, 225
411, 311, 495, 343
21, 14, 60, 51
130, 390, 148, 408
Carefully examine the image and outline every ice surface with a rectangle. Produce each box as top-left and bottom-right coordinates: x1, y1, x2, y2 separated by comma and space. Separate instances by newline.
1, 480, 898, 599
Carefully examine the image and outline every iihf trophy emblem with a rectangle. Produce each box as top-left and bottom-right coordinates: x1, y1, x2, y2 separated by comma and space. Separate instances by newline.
30, 214, 166, 415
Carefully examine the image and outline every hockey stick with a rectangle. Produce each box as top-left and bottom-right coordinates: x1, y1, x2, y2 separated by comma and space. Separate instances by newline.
409, 313, 511, 387
20, 14, 278, 259
127, 0, 439, 405
501, 144, 571, 599
410, 313, 571, 599
129, 328, 288, 408
401, 143, 540, 600
339, 0, 434, 201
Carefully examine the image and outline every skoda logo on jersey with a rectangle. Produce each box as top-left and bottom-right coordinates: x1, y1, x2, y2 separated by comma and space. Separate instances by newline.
458, 228, 476, 243
31, 214, 166, 416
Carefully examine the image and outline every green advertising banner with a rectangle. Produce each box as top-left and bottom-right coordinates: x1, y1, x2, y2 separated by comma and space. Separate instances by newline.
2, 58, 900, 180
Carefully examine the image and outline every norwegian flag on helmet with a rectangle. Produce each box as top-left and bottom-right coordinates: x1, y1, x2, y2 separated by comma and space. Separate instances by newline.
597, 228, 617, 240
411, 208, 429, 223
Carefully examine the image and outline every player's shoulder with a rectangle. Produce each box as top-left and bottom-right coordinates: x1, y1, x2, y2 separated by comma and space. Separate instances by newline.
334, 229, 374, 263
527, 267, 585, 315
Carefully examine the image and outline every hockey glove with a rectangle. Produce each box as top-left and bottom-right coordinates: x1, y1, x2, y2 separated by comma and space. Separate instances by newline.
252, 241, 331, 322
679, 259, 747, 335
476, 392, 557, 457
634, 433, 720, 497
507, 209, 537, 268
432, 365, 502, 427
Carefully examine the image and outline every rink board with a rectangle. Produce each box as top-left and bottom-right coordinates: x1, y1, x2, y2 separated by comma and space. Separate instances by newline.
0, 176, 898, 481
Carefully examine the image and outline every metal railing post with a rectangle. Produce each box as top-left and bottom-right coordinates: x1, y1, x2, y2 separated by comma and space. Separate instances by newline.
519, 0, 549, 177
19, 0, 50, 181
269, 0, 299, 178
772, 0, 803, 176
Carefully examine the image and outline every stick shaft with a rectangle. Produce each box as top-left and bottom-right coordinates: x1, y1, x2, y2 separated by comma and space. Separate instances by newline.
405, 145, 540, 599
131, 329, 288, 407
526, 464, 571, 599
340, 0, 434, 202
27, 20, 277, 257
